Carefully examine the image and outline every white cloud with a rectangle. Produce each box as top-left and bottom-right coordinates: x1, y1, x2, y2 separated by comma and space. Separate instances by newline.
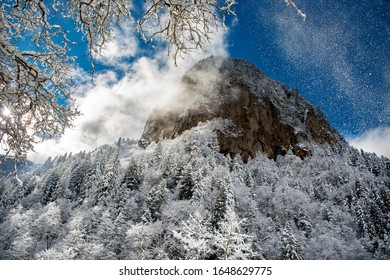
28, 26, 229, 163
348, 127, 390, 158
96, 22, 139, 69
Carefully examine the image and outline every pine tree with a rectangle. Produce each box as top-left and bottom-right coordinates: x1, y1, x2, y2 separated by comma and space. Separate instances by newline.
230, 155, 244, 179
192, 169, 205, 202
212, 175, 235, 229
280, 222, 301, 260
296, 207, 312, 237
354, 199, 369, 238
161, 154, 179, 189
94, 209, 116, 259
93, 153, 119, 205
178, 163, 195, 200
122, 160, 143, 191
142, 180, 168, 223
152, 142, 163, 167
68, 160, 88, 200
110, 172, 131, 217
80, 160, 99, 205
322, 207, 335, 224
354, 180, 368, 199
243, 165, 255, 189
41, 171, 60, 205
212, 183, 228, 229
112, 212, 127, 258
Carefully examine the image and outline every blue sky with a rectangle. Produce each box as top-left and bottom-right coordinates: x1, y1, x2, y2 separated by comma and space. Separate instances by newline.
29, 0, 390, 161
228, 0, 389, 137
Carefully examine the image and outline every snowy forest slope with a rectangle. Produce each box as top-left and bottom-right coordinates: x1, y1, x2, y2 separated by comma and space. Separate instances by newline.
0, 123, 389, 260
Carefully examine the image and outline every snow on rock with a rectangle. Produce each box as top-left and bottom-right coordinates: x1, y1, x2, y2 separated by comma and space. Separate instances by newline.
141, 56, 344, 161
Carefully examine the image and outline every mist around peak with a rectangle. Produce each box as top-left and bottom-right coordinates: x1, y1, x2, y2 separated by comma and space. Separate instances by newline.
141, 56, 344, 161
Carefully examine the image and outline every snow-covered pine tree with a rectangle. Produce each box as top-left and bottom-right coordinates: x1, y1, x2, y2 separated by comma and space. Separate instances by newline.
111, 212, 128, 258
122, 160, 143, 191
93, 209, 116, 259
178, 162, 195, 200
161, 153, 179, 189
212, 174, 235, 229
280, 222, 301, 260
93, 153, 119, 205
151, 142, 164, 168
295, 207, 312, 238
41, 171, 60, 205
142, 180, 168, 223
68, 159, 89, 201
192, 168, 206, 202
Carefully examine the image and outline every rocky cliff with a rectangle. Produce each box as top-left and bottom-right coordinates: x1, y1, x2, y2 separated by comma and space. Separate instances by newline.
140, 56, 344, 161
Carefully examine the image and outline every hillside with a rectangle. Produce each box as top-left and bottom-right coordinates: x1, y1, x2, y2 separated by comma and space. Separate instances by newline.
0, 57, 389, 260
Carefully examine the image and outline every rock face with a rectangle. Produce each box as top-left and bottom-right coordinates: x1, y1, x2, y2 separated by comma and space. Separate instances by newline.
140, 56, 344, 161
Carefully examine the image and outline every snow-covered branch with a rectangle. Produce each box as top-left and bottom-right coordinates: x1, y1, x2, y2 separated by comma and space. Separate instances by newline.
1, 0, 80, 161
138, 0, 237, 65
285, 0, 306, 20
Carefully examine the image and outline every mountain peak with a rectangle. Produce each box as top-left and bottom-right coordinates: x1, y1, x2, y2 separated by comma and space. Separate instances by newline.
141, 56, 344, 161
